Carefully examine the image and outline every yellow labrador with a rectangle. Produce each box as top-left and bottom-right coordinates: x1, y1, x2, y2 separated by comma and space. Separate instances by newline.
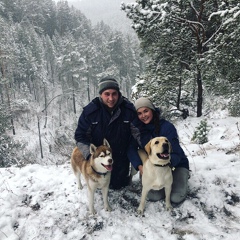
137, 137, 173, 215
71, 139, 113, 215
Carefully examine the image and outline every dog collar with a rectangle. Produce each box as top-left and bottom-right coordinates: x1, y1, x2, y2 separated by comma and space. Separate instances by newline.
154, 162, 171, 167
91, 166, 108, 177
154, 162, 175, 171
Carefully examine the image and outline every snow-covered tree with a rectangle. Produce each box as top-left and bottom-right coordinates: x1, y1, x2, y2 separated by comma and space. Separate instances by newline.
122, 0, 240, 117
0, 0, 145, 165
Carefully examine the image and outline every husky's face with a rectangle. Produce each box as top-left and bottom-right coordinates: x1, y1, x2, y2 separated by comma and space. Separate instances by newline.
90, 140, 113, 172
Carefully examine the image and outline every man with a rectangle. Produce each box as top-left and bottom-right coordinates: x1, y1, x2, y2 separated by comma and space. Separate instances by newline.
74, 77, 138, 189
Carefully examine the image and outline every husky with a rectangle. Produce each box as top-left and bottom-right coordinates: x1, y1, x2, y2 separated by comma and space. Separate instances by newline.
71, 139, 113, 214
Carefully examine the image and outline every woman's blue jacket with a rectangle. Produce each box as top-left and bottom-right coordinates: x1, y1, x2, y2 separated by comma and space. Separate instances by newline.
128, 116, 189, 171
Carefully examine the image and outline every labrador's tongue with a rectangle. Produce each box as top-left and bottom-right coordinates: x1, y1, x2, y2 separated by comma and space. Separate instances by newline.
160, 153, 169, 158
157, 153, 169, 159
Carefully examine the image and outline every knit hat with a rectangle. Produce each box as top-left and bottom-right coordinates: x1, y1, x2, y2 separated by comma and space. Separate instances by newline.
98, 77, 120, 94
134, 97, 155, 111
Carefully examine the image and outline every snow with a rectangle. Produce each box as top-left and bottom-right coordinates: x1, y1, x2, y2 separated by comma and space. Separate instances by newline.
1, 115, 240, 240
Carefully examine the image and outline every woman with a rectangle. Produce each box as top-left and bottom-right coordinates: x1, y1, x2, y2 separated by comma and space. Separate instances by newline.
128, 97, 190, 204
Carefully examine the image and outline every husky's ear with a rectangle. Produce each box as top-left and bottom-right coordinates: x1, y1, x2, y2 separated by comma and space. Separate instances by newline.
103, 138, 110, 148
145, 139, 152, 155
90, 144, 97, 154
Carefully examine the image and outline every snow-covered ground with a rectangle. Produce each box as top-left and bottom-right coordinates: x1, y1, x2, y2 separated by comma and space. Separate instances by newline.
1, 115, 240, 240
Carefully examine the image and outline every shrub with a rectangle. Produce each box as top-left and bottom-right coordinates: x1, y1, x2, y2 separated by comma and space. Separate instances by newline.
229, 95, 240, 117
191, 119, 210, 144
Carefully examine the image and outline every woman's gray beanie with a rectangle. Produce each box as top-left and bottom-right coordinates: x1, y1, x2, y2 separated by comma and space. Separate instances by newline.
134, 97, 155, 111
98, 77, 120, 94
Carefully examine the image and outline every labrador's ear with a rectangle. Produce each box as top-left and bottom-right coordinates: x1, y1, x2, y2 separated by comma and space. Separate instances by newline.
145, 139, 152, 155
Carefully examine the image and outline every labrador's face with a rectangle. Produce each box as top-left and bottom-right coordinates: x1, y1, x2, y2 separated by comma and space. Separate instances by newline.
145, 137, 172, 164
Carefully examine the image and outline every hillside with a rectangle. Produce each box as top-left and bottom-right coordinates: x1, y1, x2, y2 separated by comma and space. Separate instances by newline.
1, 114, 240, 239
69, 0, 134, 34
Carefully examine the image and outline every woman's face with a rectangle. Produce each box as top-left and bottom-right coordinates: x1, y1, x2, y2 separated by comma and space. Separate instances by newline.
137, 107, 153, 124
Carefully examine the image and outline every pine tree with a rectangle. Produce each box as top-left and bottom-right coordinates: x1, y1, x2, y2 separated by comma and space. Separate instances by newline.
122, 0, 240, 117
192, 119, 210, 144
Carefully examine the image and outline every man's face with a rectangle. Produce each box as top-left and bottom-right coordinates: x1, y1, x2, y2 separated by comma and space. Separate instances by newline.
100, 89, 119, 108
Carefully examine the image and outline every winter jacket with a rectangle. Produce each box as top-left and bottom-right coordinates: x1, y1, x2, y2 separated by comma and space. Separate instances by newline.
74, 96, 138, 189
128, 114, 189, 171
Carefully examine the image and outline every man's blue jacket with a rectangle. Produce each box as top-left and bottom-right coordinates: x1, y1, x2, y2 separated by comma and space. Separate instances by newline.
74, 96, 137, 189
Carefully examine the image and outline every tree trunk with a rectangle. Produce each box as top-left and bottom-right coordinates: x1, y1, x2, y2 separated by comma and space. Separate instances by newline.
31, 75, 37, 101
72, 76, 76, 114
0, 52, 15, 135
43, 82, 48, 128
5, 83, 15, 135
59, 97, 62, 126
51, 63, 54, 86
86, 53, 90, 102
177, 76, 182, 110
0, 81, 4, 104
196, 67, 203, 117
37, 116, 44, 159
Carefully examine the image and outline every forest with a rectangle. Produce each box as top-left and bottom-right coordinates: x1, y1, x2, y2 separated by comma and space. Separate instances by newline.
0, 0, 145, 167
0, 0, 240, 167
122, 0, 240, 117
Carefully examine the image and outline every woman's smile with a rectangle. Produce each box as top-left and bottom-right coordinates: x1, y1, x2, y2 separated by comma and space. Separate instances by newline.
137, 107, 153, 124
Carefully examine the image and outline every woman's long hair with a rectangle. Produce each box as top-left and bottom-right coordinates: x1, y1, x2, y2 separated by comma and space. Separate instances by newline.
152, 110, 160, 136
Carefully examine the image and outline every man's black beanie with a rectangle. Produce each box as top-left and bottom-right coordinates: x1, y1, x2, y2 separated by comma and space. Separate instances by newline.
98, 77, 120, 94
